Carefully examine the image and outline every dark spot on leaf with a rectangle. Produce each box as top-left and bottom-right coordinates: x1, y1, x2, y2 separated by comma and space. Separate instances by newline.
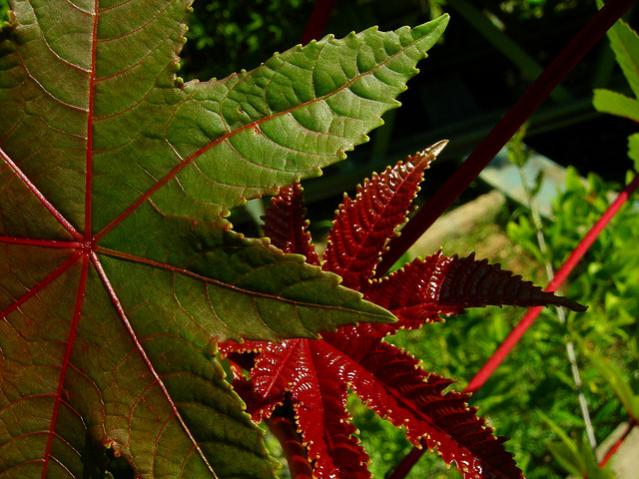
83, 434, 135, 479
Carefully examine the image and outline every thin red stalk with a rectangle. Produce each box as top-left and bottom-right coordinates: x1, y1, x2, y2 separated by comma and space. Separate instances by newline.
90, 253, 217, 476
386, 446, 425, 479
0, 236, 80, 249
41, 256, 89, 478
466, 172, 639, 393
388, 174, 639, 479
379, 0, 637, 273
598, 420, 636, 467
0, 252, 81, 319
267, 416, 313, 479
464, 307, 542, 394
301, 0, 336, 43
0, 146, 82, 240
84, 1, 99, 240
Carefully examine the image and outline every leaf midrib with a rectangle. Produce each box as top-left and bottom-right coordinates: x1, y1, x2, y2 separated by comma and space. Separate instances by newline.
95, 246, 389, 322
84, 0, 99, 240
325, 156, 429, 288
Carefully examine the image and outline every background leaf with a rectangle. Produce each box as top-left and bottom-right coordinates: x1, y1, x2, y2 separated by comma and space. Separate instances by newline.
597, 5, 639, 99
593, 88, 639, 122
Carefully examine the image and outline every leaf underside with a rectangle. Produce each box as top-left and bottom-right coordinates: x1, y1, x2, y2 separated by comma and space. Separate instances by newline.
224, 152, 583, 479
0, 0, 450, 476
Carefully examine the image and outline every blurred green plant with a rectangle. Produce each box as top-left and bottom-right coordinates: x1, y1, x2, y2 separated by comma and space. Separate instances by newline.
540, 411, 615, 479
585, 346, 639, 423
508, 168, 639, 344
0, 0, 8, 28
497, 167, 639, 476
497, 0, 579, 18
426, 0, 579, 19
0, 0, 312, 82
584, 345, 639, 468
536, 342, 639, 477
508, 125, 600, 452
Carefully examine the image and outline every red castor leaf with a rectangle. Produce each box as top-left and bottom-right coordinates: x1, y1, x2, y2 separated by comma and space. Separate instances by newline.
223, 141, 584, 479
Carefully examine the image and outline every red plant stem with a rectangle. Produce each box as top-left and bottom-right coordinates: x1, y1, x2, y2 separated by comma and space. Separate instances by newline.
387, 174, 639, 479
301, 0, 336, 43
386, 446, 425, 479
598, 420, 637, 467
267, 416, 314, 479
378, 0, 637, 274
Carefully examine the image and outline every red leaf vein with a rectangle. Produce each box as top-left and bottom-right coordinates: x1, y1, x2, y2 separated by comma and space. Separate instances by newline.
84, 0, 100, 240
0, 147, 81, 240
1, 252, 81, 320
90, 252, 217, 477
41, 255, 89, 479
0, 236, 81, 249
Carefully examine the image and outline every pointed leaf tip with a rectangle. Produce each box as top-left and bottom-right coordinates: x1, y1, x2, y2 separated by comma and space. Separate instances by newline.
411, 139, 449, 167
424, 139, 449, 158
324, 147, 437, 290
564, 298, 588, 313
414, 13, 450, 39
368, 252, 587, 323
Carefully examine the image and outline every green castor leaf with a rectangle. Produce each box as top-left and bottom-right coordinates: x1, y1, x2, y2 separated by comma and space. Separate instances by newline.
0, 0, 448, 477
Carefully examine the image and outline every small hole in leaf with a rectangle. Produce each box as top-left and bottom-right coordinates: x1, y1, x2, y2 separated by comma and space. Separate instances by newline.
83, 435, 135, 479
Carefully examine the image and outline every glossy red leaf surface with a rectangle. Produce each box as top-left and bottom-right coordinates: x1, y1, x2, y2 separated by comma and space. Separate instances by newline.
223, 145, 584, 478
323, 141, 446, 290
